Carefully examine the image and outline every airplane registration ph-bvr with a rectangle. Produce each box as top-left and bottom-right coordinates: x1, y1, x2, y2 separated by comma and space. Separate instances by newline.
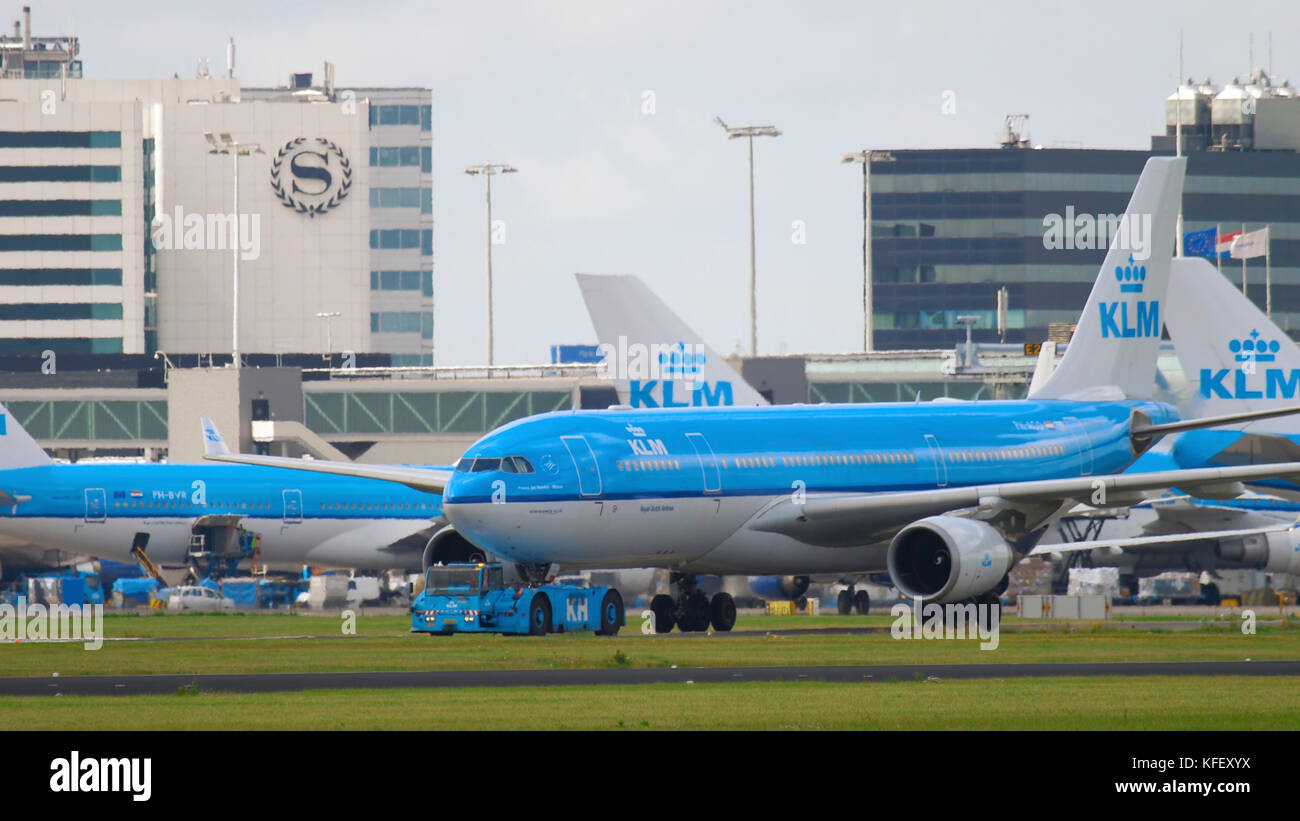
204, 157, 1300, 632
0, 408, 487, 580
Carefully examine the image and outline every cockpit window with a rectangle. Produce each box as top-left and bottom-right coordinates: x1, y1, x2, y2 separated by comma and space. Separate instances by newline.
499, 457, 517, 474
471, 458, 501, 472
455, 458, 474, 473
511, 456, 535, 474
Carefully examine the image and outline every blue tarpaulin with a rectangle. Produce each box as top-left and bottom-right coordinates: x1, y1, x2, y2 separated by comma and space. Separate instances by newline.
221, 580, 259, 607
112, 577, 158, 606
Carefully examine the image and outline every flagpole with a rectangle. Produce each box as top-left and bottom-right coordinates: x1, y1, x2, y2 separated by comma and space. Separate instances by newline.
1216, 223, 1221, 274
1266, 225, 1272, 318
1242, 223, 1247, 297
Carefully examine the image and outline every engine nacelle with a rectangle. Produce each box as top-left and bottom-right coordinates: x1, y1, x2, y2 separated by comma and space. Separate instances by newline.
1264, 529, 1300, 574
421, 526, 489, 572
1213, 529, 1300, 574
887, 516, 1014, 603
747, 575, 811, 601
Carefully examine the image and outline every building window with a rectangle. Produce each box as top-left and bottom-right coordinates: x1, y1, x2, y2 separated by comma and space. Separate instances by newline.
0, 166, 121, 183
0, 131, 119, 148
0, 303, 124, 320
0, 234, 122, 252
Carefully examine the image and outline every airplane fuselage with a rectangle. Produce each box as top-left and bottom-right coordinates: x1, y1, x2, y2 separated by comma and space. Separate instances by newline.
0, 462, 443, 570
443, 399, 1177, 574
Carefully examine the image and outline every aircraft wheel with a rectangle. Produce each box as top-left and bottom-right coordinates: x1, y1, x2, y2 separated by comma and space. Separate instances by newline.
650, 594, 676, 634
710, 592, 737, 632
596, 589, 624, 636
681, 591, 711, 632
854, 589, 871, 615
837, 589, 853, 615
528, 593, 552, 636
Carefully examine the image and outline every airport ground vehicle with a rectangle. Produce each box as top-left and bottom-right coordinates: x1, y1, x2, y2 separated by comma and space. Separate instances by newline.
411, 563, 623, 636
166, 585, 236, 612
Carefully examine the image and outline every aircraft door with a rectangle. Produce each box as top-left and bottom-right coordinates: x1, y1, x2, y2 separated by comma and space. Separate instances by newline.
924, 434, 948, 488
84, 488, 106, 523
561, 436, 603, 497
283, 489, 303, 523
685, 432, 721, 493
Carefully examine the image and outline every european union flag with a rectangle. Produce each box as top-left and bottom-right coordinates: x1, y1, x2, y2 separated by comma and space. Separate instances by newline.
1183, 227, 1217, 258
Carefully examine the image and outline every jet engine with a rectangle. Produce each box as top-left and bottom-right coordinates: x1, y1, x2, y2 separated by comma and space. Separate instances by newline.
1217, 528, 1300, 574
747, 575, 811, 601
887, 516, 1014, 603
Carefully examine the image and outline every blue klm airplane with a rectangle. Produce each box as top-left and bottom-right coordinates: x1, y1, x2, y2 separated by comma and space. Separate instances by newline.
206, 157, 1300, 632
0, 407, 485, 580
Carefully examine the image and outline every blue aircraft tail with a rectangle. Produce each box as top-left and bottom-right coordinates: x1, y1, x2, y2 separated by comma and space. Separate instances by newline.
1165, 256, 1300, 430
0, 402, 53, 468
1031, 156, 1186, 400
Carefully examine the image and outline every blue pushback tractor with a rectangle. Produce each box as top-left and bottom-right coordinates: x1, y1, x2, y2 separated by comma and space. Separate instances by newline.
410, 563, 624, 636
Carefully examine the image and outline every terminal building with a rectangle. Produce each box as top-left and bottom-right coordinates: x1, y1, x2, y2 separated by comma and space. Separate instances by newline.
868, 76, 1300, 349
0, 7, 432, 363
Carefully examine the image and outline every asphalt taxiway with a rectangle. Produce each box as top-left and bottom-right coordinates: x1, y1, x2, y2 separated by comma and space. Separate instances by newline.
3, 660, 1298, 696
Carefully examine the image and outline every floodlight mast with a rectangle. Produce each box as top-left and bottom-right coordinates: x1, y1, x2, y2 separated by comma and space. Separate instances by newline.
465, 163, 518, 366
716, 118, 780, 357
205, 131, 263, 369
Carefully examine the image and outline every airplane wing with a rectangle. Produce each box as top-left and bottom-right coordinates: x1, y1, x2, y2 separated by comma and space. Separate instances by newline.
1030, 524, 1297, 555
199, 417, 450, 495
749, 461, 1300, 547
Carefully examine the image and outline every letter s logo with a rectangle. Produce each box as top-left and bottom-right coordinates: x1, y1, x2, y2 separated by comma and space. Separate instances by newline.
290, 150, 332, 196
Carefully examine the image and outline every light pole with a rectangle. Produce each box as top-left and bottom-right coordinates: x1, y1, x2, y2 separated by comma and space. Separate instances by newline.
205, 131, 263, 369
716, 117, 780, 357
842, 150, 894, 352
465, 163, 517, 366
316, 311, 341, 361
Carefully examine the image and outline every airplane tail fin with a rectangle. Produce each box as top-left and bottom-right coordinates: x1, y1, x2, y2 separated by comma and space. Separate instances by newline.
1165, 256, 1300, 429
576, 273, 769, 408
200, 417, 231, 457
1031, 156, 1186, 400
0, 403, 53, 468
1026, 341, 1057, 396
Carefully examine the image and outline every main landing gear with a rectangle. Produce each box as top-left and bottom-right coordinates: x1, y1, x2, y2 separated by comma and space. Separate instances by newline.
649, 574, 736, 633
836, 585, 871, 615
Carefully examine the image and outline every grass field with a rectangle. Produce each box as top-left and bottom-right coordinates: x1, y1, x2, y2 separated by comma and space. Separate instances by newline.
3, 676, 1297, 730
1, 610, 1296, 679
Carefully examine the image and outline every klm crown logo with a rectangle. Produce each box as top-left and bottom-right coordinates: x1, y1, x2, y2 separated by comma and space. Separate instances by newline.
1229, 329, 1279, 363
1115, 255, 1146, 293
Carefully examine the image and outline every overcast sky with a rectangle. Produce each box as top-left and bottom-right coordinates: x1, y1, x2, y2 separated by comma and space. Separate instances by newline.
41, 0, 1300, 363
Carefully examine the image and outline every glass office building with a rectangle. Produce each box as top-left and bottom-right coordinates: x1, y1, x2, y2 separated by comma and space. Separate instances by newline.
869, 145, 1300, 348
